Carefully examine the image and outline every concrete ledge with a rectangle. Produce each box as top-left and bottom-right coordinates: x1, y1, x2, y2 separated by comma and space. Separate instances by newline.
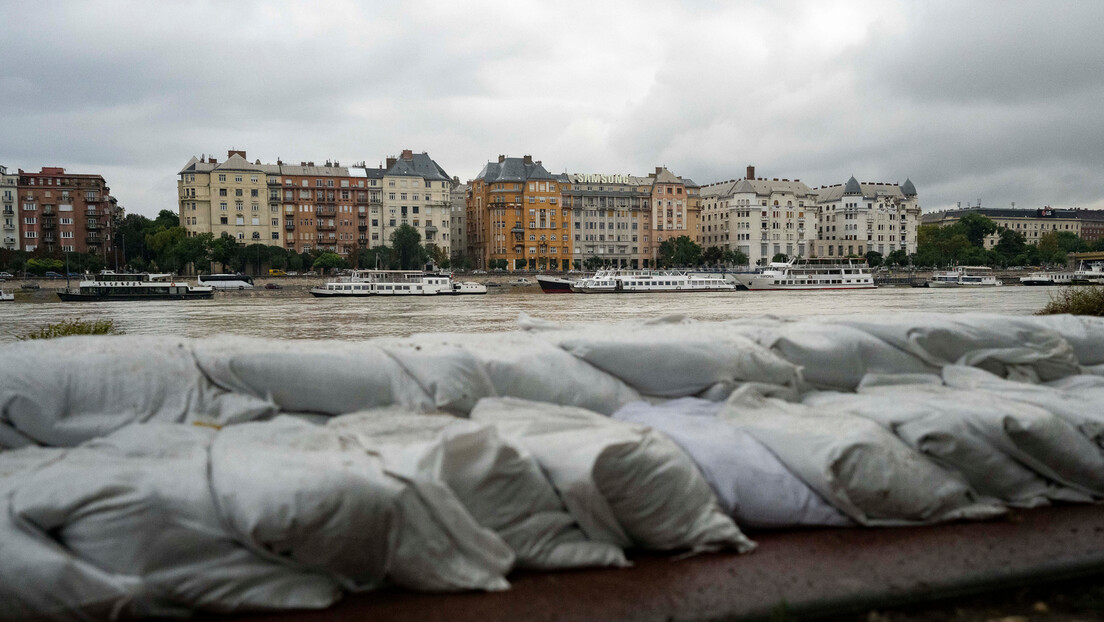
236, 504, 1104, 622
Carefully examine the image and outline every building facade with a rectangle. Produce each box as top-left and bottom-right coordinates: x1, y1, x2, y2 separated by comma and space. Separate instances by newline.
467, 155, 570, 271
450, 180, 467, 265
380, 150, 452, 257
561, 173, 652, 269
647, 167, 701, 263
813, 177, 921, 258
921, 206, 1081, 248
17, 167, 117, 256
1, 165, 18, 250
1075, 209, 1104, 243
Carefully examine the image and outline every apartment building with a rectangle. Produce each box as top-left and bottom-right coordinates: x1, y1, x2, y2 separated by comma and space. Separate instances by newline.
17, 166, 117, 256
813, 177, 921, 258
450, 180, 467, 264
648, 167, 701, 262
380, 150, 452, 256
179, 151, 278, 247
561, 173, 653, 268
265, 161, 370, 256
1075, 209, 1104, 243
1, 165, 18, 250
700, 166, 818, 266
467, 155, 569, 271
921, 206, 1080, 249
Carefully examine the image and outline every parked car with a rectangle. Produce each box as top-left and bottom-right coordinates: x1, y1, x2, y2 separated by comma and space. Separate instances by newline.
264, 282, 283, 290
268, 269, 287, 276
286, 271, 299, 276
303, 271, 318, 276
44, 271, 63, 278
0, 272, 13, 279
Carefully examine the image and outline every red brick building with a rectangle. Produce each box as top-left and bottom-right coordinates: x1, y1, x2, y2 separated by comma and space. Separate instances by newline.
18, 167, 118, 256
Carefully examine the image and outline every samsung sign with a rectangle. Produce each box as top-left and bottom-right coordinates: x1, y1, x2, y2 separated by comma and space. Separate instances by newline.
575, 173, 631, 185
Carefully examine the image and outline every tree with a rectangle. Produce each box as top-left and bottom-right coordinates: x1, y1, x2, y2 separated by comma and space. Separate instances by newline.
583, 256, 604, 271
656, 236, 702, 268
209, 234, 242, 273
390, 224, 428, 270
771, 253, 788, 263
145, 226, 188, 271
26, 258, 63, 275
885, 249, 909, 267
722, 249, 749, 266
702, 246, 724, 266
993, 229, 1027, 265
864, 251, 883, 268
958, 213, 998, 248
312, 252, 347, 274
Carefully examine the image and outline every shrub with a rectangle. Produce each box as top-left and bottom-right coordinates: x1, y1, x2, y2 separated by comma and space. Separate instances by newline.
19, 318, 124, 340
1037, 286, 1104, 316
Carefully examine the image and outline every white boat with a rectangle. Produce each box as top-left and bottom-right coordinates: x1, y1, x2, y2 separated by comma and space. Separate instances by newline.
733, 258, 876, 291
310, 270, 487, 297
197, 273, 255, 290
928, 266, 1003, 288
1072, 261, 1104, 285
57, 271, 215, 301
570, 269, 735, 293
0, 290, 13, 302
1019, 271, 1074, 286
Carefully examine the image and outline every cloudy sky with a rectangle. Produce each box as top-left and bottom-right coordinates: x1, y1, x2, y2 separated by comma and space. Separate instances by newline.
2, 0, 1102, 217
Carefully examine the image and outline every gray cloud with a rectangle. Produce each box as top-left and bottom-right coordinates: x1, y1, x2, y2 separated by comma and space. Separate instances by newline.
1, 0, 1102, 216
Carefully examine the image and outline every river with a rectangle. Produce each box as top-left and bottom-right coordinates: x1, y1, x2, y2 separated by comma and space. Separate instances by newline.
0, 284, 1063, 343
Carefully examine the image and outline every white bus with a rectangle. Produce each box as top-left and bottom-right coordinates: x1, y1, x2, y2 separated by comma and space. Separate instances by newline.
197, 273, 255, 290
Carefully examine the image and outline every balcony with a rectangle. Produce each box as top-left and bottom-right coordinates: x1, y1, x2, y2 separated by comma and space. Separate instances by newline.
358, 224, 368, 232
316, 206, 337, 217
86, 221, 100, 230
85, 236, 102, 245
41, 220, 56, 230
358, 237, 368, 246
2, 208, 13, 215
316, 223, 336, 231
356, 195, 368, 203
285, 223, 295, 231
86, 209, 99, 217
43, 235, 57, 244
42, 206, 55, 215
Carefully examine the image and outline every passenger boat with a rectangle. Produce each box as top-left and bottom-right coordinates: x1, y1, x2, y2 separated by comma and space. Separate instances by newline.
535, 274, 576, 293
570, 269, 735, 294
197, 273, 255, 290
733, 258, 876, 291
310, 270, 488, 297
1019, 271, 1074, 286
927, 266, 1003, 288
57, 271, 215, 301
1072, 261, 1104, 285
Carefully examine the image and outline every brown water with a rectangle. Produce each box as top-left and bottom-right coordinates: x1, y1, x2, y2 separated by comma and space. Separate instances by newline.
0, 284, 1062, 343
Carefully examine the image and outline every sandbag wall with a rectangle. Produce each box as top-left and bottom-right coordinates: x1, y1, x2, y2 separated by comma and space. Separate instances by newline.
1, 312, 1102, 620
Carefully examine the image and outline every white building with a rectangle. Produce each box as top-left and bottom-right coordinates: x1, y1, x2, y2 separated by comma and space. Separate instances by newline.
381, 150, 452, 257
1, 165, 18, 250
812, 177, 921, 258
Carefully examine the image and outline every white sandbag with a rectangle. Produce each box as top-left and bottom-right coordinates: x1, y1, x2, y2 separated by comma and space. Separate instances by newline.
471, 397, 755, 554
721, 386, 1005, 526
0, 336, 275, 447
1026, 314, 1104, 366
9, 424, 341, 616
212, 417, 514, 592
391, 332, 642, 415
193, 337, 434, 415
944, 365, 1104, 450
541, 318, 801, 398
328, 410, 627, 570
0, 447, 142, 621
803, 385, 1101, 506
832, 313, 1082, 383
379, 342, 497, 414
613, 399, 853, 528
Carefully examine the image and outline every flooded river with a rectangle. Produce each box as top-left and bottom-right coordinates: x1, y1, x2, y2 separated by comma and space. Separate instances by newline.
0, 283, 1063, 343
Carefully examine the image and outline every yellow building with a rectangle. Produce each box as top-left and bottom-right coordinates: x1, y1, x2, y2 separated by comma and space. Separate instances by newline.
179, 150, 280, 246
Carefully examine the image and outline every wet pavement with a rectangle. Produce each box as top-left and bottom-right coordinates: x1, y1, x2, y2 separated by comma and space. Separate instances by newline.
237, 504, 1104, 622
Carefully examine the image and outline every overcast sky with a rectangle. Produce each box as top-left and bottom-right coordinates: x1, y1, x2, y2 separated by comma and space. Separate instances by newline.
2, 0, 1102, 217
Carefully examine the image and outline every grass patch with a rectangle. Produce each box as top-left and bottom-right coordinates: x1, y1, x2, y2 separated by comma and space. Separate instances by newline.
19, 318, 124, 340
1037, 285, 1104, 316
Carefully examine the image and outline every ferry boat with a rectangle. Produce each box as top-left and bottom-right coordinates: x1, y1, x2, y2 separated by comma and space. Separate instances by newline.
197, 273, 255, 290
927, 266, 1003, 288
733, 258, 876, 291
570, 269, 735, 294
1019, 271, 1074, 286
535, 274, 576, 293
309, 270, 488, 297
57, 271, 215, 301
1072, 261, 1104, 285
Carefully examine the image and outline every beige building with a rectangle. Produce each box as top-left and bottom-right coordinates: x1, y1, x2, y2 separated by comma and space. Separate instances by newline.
449, 180, 467, 264
921, 206, 1081, 249
1, 165, 17, 250
381, 150, 452, 257
179, 151, 280, 246
813, 177, 922, 258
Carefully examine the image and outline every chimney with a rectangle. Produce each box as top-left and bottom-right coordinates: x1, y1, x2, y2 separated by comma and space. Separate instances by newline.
536, 160, 542, 167
228, 150, 246, 159
277, 159, 283, 166
498, 154, 506, 163
386, 157, 397, 169
308, 162, 314, 167
300, 162, 307, 167
401, 149, 413, 160
746, 165, 755, 179
208, 158, 217, 164
773, 178, 779, 181
655, 166, 663, 175
523, 155, 533, 165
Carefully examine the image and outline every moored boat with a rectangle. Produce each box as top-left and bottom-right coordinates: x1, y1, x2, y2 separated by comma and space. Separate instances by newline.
0, 289, 13, 302
570, 269, 735, 293
57, 271, 215, 301
1072, 261, 1104, 285
310, 270, 487, 297
536, 274, 576, 293
1020, 271, 1074, 286
927, 266, 1003, 288
734, 258, 875, 291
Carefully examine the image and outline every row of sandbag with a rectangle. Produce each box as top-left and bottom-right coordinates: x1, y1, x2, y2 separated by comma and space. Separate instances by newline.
2, 313, 1101, 450
0, 399, 753, 620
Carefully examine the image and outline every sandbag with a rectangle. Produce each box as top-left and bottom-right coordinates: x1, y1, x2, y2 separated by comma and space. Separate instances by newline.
613, 399, 853, 528
9, 424, 341, 616
193, 337, 434, 415
0, 336, 275, 447
212, 417, 514, 592
328, 410, 628, 570
1025, 314, 1104, 366
0, 447, 142, 621
804, 383, 1104, 506
537, 317, 801, 398
832, 313, 1082, 383
391, 332, 642, 415
721, 386, 1005, 526
470, 397, 755, 554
